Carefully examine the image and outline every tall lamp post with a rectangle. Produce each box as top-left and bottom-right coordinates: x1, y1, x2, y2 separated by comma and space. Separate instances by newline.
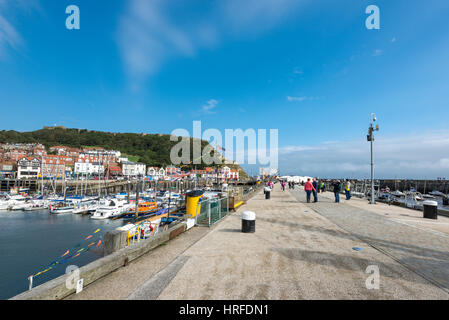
367, 113, 379, 204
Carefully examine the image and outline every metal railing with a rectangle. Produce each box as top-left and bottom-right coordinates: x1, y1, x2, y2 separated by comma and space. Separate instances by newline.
195, 196, 229, 227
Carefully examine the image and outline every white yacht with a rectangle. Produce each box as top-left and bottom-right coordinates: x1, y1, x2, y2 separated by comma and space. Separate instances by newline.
0, 199, 10, 210
72, 198, 99, 214
8, 195, 34, 211
91, 199, 133, 220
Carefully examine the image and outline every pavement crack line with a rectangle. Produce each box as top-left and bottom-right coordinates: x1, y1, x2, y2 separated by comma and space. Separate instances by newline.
127, 255, 190, 300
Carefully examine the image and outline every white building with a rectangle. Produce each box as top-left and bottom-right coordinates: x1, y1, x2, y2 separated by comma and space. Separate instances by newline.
122, 161, 146, 177
91, 162, 105, 175
74, 161, 104, 175
17, 157, 41, 179
75, 162, 91, 175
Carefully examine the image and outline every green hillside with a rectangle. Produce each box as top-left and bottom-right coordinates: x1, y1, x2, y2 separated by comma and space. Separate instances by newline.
0, 127, 248, 177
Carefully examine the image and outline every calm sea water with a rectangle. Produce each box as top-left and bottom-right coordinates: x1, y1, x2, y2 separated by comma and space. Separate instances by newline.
0, 209, 126, 299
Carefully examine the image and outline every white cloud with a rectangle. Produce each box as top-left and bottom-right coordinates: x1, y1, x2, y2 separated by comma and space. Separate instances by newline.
287, 96, 318, 102
279, 130, 449, 179
0, 14, 22, 58
117, 0, 304, 89
202, 99, 219, 114
0, 0, 40, 59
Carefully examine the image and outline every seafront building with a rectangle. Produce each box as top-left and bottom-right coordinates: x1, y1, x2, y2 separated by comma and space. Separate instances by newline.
17, 157, 41, 179
0, 143, 241, 182
121, 161, 146, 178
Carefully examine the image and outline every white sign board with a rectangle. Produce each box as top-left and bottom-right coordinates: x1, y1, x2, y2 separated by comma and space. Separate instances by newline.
76, 279, 84, 294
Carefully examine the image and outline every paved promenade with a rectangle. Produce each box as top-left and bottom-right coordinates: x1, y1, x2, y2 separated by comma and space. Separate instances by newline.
68, 185, 448, 300
290, 187, 449, 293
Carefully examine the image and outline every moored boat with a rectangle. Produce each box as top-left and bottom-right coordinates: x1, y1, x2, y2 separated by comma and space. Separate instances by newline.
49, 200, 75, 214
91, 199, 134, 220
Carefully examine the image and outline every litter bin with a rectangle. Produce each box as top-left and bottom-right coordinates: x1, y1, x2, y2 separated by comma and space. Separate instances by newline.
186, 190, 204, 218
264, 187, 271, 199
423, 200, 438, 220
443, 196, 449, 206
242, 211, 256, 233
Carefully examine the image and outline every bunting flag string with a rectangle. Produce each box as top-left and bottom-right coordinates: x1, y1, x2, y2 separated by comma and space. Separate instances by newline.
31, 229, 103, 278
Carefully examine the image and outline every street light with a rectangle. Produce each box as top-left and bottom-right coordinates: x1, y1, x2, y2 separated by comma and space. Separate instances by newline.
367, 113, 379, 204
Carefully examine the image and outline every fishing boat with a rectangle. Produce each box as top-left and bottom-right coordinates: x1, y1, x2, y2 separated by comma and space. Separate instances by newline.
117, 208, 169, 241
91, 199, 134, 220
119, 201, 159, 219
49, 200, 75, 214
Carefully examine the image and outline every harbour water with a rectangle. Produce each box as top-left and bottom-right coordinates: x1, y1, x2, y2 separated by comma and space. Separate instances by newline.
0, 209, 126, 299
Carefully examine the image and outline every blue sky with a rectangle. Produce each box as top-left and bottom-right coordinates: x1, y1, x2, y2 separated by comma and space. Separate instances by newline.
1, 0, 449, 178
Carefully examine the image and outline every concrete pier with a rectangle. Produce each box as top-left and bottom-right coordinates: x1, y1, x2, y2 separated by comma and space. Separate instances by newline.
66, 184, 449, 300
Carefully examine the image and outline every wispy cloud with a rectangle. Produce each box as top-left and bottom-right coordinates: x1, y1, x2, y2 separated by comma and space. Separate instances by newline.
279, 130, 449, 179
372, 49, 383, 56
287, 96, 319, 102
202, 99, 219, 114
0, 14, 23, 58
293, 68, 303, 75
0, 0, 40, 59
117, 0, 304, 89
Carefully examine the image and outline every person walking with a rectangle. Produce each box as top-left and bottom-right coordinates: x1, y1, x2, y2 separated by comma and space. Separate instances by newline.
304, 178, 316, 203
332, 180, 342, 203
312, 178, 318, 202
344, 180, 351, 200
281, 180, 286, 191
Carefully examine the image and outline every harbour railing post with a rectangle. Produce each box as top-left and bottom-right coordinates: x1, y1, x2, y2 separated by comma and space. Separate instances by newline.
28, 275, 33, 291
208, 200, 211, 227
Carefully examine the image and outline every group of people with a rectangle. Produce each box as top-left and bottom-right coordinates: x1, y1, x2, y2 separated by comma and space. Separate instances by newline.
304, 178, 351, 203
280, 181, 296, 191
304, 178, 320, 203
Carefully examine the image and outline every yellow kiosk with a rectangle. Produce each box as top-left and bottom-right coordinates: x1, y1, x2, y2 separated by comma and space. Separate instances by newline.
186, 190, 204, 218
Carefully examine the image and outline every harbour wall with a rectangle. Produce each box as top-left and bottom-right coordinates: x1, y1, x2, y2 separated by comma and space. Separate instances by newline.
9, 221, 188, 300
0, 179, 257, 195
